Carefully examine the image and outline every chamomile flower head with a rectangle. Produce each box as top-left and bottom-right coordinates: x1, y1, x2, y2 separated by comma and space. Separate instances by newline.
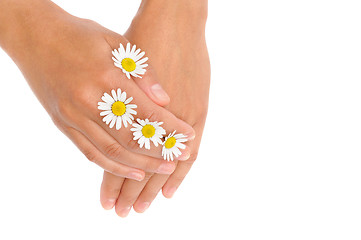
98, 88, 137, 130
112, 43, 148, 79
130, 118, 166, 150
162, 131, 188, 161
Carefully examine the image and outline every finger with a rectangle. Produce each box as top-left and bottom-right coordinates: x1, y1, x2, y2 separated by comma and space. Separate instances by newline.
133, 66, 170, 106
64, 127, 146, 180
76, 119, 176, 174
162, 160, 194, 198
100, 171, 125, 210
85, 72, 195, 160
133, 174, 169, 213
114, 174, 153, 217
162, 124, 204, 198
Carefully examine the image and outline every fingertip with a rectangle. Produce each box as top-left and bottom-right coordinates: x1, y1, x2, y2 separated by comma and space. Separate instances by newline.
133, 201, 151, 213
150, 83, 170, 106
162, 186, 177, 199
176, 147, 191, 161
101, 198, 116, 210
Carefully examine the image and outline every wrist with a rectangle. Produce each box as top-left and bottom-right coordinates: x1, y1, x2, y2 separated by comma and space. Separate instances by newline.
0, 0, 70, 61
137, 0, 208, 30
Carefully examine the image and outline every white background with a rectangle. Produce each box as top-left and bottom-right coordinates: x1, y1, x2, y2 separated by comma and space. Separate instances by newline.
1, 0, 361, 239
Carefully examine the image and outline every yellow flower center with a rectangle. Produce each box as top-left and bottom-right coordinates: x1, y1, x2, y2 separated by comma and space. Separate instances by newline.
142, 124, 156, 138
111, 101, 126, 116
164, 137, 176, 149
121, 58, 136, 72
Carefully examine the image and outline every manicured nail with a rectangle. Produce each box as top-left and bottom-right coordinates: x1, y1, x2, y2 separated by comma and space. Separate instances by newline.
166, 187, 177, 198
157, 163, 175, 174
151, 84, 170, 102
118, 206, 131, 218
138, 202, 150, 213
103, 198, 116, 210
128, 172, 144, 181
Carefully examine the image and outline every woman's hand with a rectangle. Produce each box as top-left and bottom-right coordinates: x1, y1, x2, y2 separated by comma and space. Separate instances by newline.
0, 0, 195, 180
99, 0, 210, 216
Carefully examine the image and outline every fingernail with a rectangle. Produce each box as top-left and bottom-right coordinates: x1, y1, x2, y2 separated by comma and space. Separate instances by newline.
103, 198, 116, 210
128, 172, 144, 181
177, 152, 190, 161
166, 187, 177, 198
118, 206, 131, 218
157, 163, 175, 174
188, 134, 196, 141
138, 202, 150, 213
151, 84, 170, 102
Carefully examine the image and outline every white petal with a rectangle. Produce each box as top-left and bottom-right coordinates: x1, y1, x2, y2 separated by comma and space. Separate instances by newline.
170, 153, 174, 161
136, 57, 148, 65
117, 88, 122, 100
130, 72, 141, 78
120, 92, 127, 102
116, 117, 122, 130
111, 89, 118, 101
112, 56, 120, 63
177, 143, 186, 149
103, 93, 115, 103
174, 147, 182, 157
106, 115, 114, 125
126, 116, 133, 124
98, 105, 111, 111
126, 72, 130, 79
109, 117, 117, 128
118, 44, 126, 56
122, 116, 128, 128
126, 43, 131, 55
114, 62, 123, 70
134, 48, 141, 56
174, 134, 187, 139
124, 97, 133, 104
134, 51, 145, 61
126, 104, 137, 109
100, 110, 112, 116
145, 139, 151, 150
131, 44, 136, 54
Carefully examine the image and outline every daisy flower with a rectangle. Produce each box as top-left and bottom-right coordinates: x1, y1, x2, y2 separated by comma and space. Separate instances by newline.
162, 131, 188, 161
98, 88, 137, 130
112, 43, 148, 79
130, 118, 166, 150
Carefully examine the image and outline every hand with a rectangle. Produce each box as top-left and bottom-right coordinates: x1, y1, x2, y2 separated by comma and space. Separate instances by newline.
100, 0, 210, 216
0, 0, 195, 180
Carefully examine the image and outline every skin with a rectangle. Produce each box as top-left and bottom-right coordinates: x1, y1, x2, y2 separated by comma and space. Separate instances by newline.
99, 0, 210, 217
0, 0, 196, 180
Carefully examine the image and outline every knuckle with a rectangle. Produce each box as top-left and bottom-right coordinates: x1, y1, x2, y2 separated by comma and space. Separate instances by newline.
106, 165, 123, 177
56, 101, 74, 121
143, 173, 153, 182
72, 86, 96, 112
83, 149, 98, 163
104, 143, 124, 160
144, 110, 160, 123
187, 152, 199, 163
126, 137, 141, 151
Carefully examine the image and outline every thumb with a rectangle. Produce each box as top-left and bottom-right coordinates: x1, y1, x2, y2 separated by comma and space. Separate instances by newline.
132, 65, 170, 107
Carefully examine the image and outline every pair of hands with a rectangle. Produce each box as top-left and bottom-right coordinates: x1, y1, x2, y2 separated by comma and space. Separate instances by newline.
1, 0, 209, 217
